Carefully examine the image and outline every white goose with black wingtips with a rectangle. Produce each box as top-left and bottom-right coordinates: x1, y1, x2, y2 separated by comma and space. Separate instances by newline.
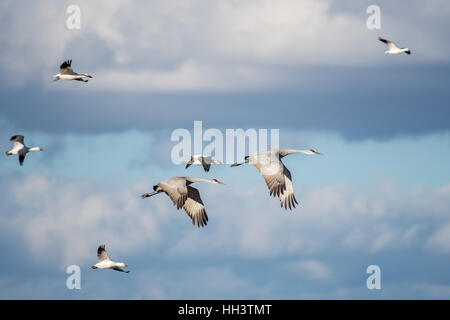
53, 59, 93, 82
92, 245, 130, 273
5, 135, 43, 166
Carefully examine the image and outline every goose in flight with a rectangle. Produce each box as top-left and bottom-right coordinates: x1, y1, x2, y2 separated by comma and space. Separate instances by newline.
379, 37, 411, 55
5, 135, 43, 166
53, 59, 93, 82
141, 177, 225, 227
92, 245, 130, 273
185, 155, 223, 172
231, 149, 323, 209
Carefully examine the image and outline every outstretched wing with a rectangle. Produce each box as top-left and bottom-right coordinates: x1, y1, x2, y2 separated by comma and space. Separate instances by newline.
254, 156, 286, 197
185, 156, 193, 169
60, 60, 75, 75
378, 37, 398, 50
278, 166, 298, 210
183, 186, 208, 227
112, 266, 130, 273
160, 180, 188, 209
97, 245, 111, 262
11, 135, 25, 149
201, 158, 211, 172
19, 154, 26, 166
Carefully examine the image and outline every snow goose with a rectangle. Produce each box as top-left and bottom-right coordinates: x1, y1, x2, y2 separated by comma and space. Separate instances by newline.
379, 37, 411, 55
92, 245, 130, 273
53, 60, 93, 82
5, 135, 43, 166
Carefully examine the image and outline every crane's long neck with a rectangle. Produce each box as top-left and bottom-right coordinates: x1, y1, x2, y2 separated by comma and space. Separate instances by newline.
28, 147, 42, 152
186, 177, 215, 184
283, 149, 311, 155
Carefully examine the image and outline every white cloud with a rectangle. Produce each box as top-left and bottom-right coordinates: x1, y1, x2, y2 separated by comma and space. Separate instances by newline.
1, 0, 449, 91
169, 181, 450, 258
426, 223, 450, 253
286, 260, 331, 280
0, 174, 169, 268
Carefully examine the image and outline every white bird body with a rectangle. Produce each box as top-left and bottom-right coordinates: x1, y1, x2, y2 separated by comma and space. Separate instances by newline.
92, 245, 129, 273
94, 260, 127, 269
231, 148, 323, 209
141, 176, 225, 227
379, 37, 411, 55
53, 60, 92, 82
185, 155, 223, 172
6, 135, 43, 166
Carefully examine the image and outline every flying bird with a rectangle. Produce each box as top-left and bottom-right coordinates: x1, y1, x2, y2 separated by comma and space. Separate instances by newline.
378, 37, 411, 55
91, 245, 130, 273
5, 135, 43, 166
230, 149, 323, 209
141, 177, 225, 227
53, 59, 93, 82
184, 155, 223, 172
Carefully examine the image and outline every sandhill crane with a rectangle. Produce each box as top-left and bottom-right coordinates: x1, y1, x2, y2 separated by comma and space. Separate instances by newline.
141, 177, 225, 227
5, 135, 43, 166
230, 148, 323, 209
379, 37, 411, 55
53, 60, 93, 82
185, 155, 223, 172
91, 245, 130, 273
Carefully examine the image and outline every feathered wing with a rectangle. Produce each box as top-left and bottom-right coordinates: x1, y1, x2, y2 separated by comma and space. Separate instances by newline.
185, 156, 193, 169
60, 60, 75, 75
97, 245, 111, 262
11, 135, 25, 149
183, 186, 208, 227
19, 154, 26, 166
201, 159, 211, 172
112, 266, 130, 273
378, 37, 398, 50
159, 181, 188, 209
254, 156, 287, 197
278, 166, 298, 210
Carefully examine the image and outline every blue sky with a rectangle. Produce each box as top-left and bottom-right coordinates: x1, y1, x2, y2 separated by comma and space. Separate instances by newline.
0, 0, 450, 299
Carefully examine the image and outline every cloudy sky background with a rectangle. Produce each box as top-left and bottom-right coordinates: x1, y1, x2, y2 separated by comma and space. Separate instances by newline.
0, 0, 449, 299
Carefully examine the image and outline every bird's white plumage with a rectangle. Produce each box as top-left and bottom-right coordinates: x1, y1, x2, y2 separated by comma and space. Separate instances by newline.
92, 245, 129, 273
379, 37, 411, 55
53, 60, 93, 82
6, 135, 43, 166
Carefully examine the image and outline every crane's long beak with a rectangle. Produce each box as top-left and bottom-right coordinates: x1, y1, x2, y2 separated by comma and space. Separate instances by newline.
230, 162, 245, 167
141, 191, 160, 199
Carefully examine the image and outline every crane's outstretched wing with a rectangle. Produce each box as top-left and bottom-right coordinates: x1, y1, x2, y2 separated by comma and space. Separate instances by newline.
255, 158, 287, 198
278, 166, 298, 210
60, 60, 75, 75
183, 186, 208, 227
160, 182, 188, 209
97, 245, 111, 262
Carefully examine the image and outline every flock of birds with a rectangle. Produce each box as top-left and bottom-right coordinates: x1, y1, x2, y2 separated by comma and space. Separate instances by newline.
5, 37, 411, 273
